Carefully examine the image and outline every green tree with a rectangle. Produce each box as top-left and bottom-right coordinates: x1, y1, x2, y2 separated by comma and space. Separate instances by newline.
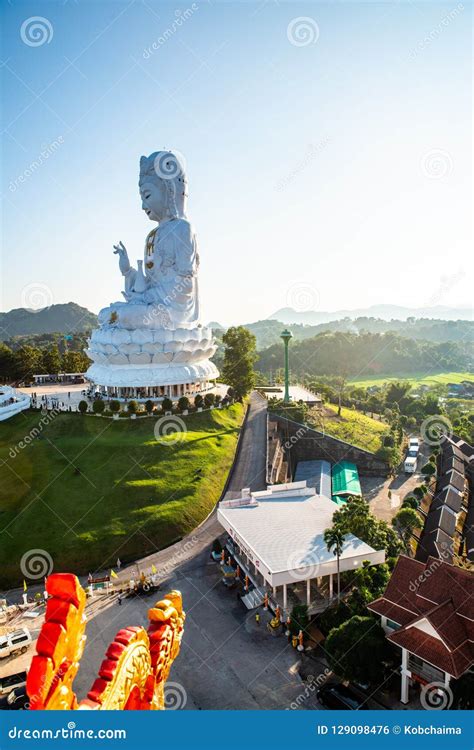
178, 396, 190, 412
194, 394, 204, 409
333, 496, 401, 557
289, 604, 309, 637
162, 397, 173, 413
222, 326, 257, 399
110, 399, 121, 414
12, 345, 43, 382
0, 343, 15, 381
127, 400, 138, 414
325, 615, 391, 685
92, 399, 105, 414
421, 461, 436, 478
78, 400, 88, 414
144, 399, 154, 415
42, 345, 62, 375
402, 496, 419, 510
392, 507, 421, 555
324, 528, 345, 601
204, 392, 215, 408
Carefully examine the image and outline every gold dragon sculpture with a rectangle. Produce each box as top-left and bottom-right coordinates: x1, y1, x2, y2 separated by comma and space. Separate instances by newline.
26, 573, 185, 710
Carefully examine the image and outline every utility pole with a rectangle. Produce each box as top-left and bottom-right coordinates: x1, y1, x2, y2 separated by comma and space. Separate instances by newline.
280, 329, 292, 403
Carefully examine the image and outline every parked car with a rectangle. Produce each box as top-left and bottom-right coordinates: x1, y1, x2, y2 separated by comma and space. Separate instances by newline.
317, 684, 369, 710
0, 629, 32, 660
0, 686, 29, 710
404, 456, 418, 474
0, 671, 27, 696
409, 437, 420, 449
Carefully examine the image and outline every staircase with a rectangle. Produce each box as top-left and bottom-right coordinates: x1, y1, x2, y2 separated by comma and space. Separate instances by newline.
240, 585, 267, 610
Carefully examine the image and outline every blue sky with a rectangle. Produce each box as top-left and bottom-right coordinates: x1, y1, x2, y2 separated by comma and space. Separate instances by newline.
1, 0, 472, 325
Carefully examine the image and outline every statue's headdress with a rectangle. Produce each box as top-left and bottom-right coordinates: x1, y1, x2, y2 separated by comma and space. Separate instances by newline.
139, 151, 188, 219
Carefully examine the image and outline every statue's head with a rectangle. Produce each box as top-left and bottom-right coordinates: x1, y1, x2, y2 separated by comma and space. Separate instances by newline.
139, 151, 188, 222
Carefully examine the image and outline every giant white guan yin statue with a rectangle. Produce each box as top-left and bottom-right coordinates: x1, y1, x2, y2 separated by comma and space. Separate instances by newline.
85, 152, 218, 391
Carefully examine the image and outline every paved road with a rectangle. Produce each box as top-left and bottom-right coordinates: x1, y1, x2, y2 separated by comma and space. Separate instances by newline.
225, 391, 267, 496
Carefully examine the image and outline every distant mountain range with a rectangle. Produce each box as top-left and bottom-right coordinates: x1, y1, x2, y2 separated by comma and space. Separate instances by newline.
0, 303, 98, 341
1, 302, 472, 348
270, 305, 472, 325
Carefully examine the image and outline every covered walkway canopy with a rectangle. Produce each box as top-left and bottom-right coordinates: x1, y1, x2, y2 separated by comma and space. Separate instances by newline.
294, 460, 331, 499
332, 461, 362, 503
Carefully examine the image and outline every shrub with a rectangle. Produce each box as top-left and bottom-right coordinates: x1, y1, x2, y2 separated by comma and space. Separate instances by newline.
78, 400, 88, 414
204, 392, 215, 408
383, 434, 394, 448
92, 399, 105, 414
194, 394, 204, 409
402, 496, 419, 510
421, 461, 436, 477
109, 399, 121, 414
178, 396, 190, 412
162, 397, 173, 413
127, 400, 138, 414
144, 399, 154, 415
413, 485, 425, 500
289, 604, 309, 636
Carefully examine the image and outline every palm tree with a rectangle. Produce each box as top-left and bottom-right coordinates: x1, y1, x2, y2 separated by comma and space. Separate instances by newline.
324, 527, 345, 601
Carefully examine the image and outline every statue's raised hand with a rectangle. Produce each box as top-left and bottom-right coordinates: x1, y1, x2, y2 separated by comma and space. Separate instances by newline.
113, 242, 131, 275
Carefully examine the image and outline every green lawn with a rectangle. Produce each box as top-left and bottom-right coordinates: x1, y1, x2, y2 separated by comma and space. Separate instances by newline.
0, 404, 244, 588
348, 371, 474, 389
308, 404, 389, 453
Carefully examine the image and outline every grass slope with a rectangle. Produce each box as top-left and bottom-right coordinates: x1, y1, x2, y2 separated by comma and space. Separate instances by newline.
308, 404, 389, 453
348, 371, 473, 388
0, 404, 244, 588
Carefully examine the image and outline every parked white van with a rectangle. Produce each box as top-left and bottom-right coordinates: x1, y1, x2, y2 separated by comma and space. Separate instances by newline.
404, 456, 418, 474
0, 629, 32, 659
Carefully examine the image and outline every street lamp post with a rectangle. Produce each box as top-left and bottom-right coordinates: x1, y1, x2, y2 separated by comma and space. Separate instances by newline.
280, 329, 292, 403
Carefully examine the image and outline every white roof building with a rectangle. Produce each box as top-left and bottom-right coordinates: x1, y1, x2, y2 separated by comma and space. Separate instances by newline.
218, 481, 385, 613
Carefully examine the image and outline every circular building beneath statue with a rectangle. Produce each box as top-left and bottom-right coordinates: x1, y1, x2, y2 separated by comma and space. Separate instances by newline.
85, 359, 219, 401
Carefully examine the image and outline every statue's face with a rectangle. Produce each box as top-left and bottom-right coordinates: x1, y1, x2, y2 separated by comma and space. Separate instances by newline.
139, 180, 167, 221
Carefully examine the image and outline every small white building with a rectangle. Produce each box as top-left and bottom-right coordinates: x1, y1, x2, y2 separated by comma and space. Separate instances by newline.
217, 481, 385, 615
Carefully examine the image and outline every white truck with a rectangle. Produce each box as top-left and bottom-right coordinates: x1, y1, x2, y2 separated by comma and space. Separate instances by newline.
0, 628, 32, 659
404, 455, 418, 474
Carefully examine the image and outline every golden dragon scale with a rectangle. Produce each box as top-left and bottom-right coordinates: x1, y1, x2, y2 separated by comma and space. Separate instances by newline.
26, 573, 185, 710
